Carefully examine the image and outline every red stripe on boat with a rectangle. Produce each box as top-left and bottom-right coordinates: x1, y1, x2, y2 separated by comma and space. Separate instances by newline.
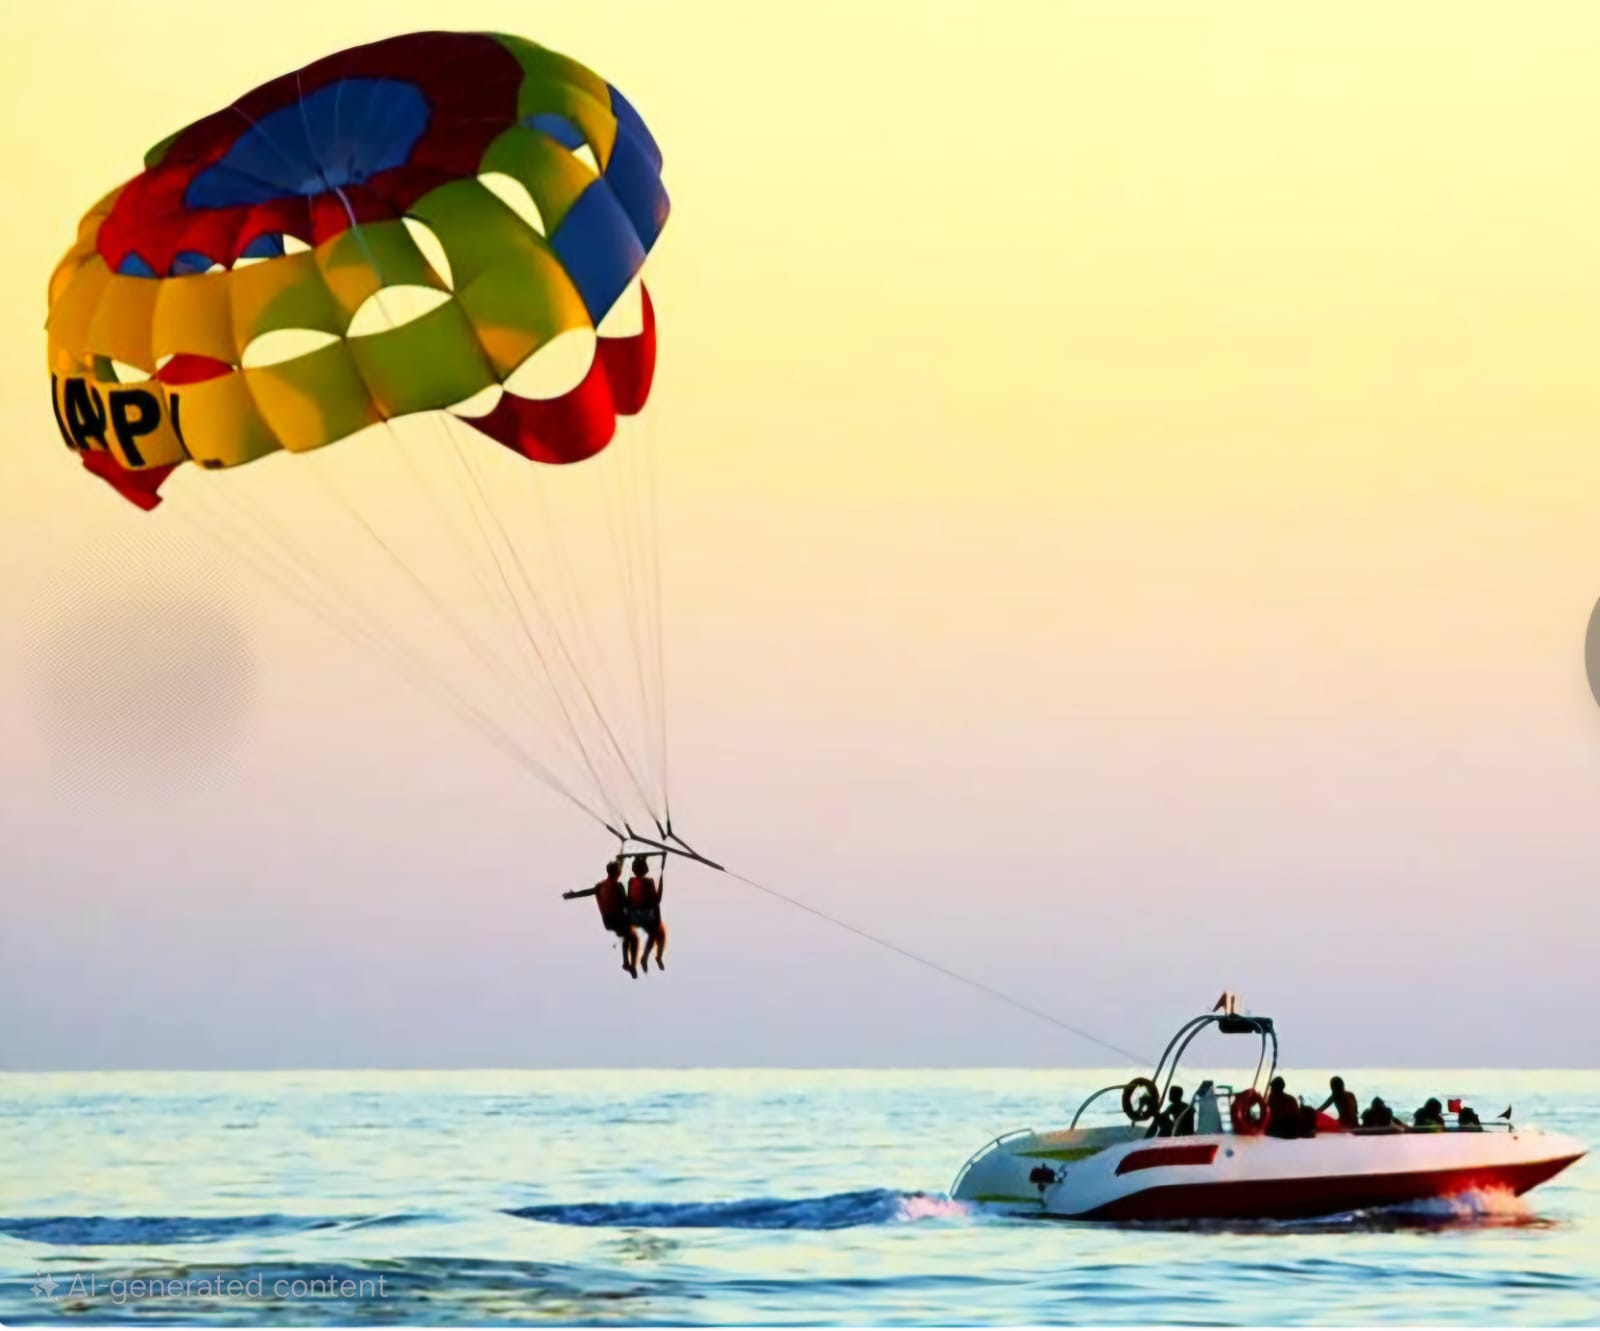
1084, 1153, 1584, 1221
1116, 1144, 1220, 1176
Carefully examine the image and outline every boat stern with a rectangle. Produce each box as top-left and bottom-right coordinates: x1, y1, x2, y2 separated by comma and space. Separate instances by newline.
951, 1125, 1138, 1211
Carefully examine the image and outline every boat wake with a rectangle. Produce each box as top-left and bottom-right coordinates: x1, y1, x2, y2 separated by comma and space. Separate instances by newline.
1396, 1186, 1532, 1218
1374, 1187, 1544, 1227
509, 1188, 972, 1231
511, 1185, 1551, 1234
5, 1189, 1541, 1254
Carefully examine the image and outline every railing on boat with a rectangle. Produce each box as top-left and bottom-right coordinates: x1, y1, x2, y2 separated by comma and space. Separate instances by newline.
949, 1127, 1036, 1197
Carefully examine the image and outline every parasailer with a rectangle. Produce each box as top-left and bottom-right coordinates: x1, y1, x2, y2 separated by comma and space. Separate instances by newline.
564, 860, 639, 977
627, 853, 667, 972
42, 27, 1170, 1046
46, 31, 697, 970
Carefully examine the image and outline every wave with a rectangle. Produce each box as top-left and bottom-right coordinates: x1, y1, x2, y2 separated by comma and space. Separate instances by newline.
1346, 1186, 1549, 1231
510, 1184, 1546, 1237
3, 1257, 675, 1327
1387, 1186, 1535, 1221
0, 1212, 426, 1247
509, 1188, 970, 1231
1251, 1187, 1551, 1235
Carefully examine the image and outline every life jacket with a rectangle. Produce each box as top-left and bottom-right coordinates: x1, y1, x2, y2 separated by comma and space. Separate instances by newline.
628, 875, 659, 910
595, 878, 626, 921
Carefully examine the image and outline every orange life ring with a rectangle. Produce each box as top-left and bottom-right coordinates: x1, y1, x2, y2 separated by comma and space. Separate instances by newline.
1232, 1088, 1267, 1136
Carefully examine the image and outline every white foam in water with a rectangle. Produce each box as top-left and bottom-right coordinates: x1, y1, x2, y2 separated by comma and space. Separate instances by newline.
1403, 1187, 1535, 1221
895, 1193, 973, 1222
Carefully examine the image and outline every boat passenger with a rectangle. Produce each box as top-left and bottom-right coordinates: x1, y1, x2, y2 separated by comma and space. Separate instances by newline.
1360, 1096, 1396, 1129
1458, 1106, 1483, 1132
1412, 1097, 1446, 1130
1149, 1086, 1192, 1138
1192, 1080, 1223, 1134
1265, 1076, 1302, 1139
1318, 1075, 1360, 1129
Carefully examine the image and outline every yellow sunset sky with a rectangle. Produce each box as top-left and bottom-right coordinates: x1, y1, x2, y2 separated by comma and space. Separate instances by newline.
3, 2, 1599, 1068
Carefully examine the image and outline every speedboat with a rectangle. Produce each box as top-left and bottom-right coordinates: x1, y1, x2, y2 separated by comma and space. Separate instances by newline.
951, 1009, 1585, 1222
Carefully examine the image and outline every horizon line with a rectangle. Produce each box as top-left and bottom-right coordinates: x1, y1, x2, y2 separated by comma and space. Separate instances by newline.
5, 1063, 1598, 1076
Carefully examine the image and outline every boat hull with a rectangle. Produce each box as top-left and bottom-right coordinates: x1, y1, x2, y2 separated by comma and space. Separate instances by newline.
953, 1126, 1586, 1222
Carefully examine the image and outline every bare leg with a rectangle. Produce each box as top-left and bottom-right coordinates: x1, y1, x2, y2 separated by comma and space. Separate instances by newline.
620, 928, 638, 977
647, 920, 666, 970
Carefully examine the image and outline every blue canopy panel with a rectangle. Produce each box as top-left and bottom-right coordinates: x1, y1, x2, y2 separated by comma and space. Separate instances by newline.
184, 79, 431, 208
607, 85, 663, 172
523, 112, 587, 151
603, 125, 669, 253
549, 181, 648, 325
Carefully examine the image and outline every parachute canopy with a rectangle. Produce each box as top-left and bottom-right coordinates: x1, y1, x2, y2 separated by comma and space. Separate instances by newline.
47, 30, 669, 509
45, 32, 678, 840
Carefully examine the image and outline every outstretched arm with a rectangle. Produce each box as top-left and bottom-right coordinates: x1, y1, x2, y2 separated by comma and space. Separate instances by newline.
563, 886, 600, 900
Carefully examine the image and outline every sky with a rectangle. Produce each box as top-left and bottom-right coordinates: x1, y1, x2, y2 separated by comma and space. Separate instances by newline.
4, 1, 1600, 1071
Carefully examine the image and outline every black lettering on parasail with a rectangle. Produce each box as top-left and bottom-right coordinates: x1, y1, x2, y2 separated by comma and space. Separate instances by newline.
52, 376, 165, 467
108, 388, 161, 466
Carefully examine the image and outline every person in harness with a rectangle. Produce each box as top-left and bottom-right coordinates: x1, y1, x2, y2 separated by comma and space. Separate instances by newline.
627, 854, 667, 973
564, 859, 639, 977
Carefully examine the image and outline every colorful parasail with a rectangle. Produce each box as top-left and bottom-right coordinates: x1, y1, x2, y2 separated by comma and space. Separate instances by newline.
46, 30, 669, 510
43, 30, 680, 844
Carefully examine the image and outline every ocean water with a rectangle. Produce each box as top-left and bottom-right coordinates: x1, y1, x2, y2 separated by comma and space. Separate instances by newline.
0, 1069, 1595, 1325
